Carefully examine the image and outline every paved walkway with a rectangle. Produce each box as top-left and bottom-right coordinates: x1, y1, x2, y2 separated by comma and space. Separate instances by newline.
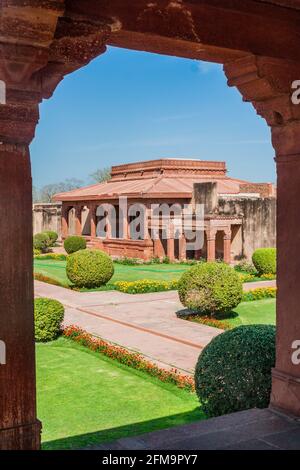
34, 279, 276, 374
34, 281, 223, 374
92, 408, 300, 450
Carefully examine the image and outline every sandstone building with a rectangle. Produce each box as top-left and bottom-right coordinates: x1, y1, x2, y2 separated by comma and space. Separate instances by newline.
53, 158, 276, 263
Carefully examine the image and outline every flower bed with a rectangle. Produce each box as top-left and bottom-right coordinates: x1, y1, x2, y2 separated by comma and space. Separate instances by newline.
114, 279, 179, 294
34, 253, 67, 261
242, 287, 277, 301
34, 272, 69, 288
182, 315, 232, 331
63, 326, 194, 392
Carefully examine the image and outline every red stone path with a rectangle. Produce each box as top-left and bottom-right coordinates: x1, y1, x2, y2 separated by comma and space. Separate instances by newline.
34, 280, 276, 375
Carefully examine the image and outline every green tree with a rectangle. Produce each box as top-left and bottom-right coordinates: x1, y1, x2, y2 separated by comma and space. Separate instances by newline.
90, 167, 112, 183
38, 178, 84, 203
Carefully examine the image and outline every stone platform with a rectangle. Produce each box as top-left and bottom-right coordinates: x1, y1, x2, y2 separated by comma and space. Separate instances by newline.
90, 409, 300, 450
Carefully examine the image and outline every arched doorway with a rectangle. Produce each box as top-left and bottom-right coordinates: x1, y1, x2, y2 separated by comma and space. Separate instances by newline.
1, 1, 300, 449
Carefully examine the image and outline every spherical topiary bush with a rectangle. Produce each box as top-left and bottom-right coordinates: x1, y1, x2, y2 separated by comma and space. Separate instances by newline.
64, 235, 86, 254
34, 232, 51, 253
34, 297, 65, 342
252, 248, 276, 275
178, 262, 243, 317
43, 230, 58, 246
66, 249, 114, 288
195, 325, 276, 417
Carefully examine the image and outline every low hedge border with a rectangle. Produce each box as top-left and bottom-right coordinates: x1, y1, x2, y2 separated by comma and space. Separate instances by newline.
34, 253, 67, 261
34, 272, 70, 289
242, 287, 277, 302
63, 325, 195, 392
183, 315, 232, 331
114, 279, 179, 294
180, 287, 277, 331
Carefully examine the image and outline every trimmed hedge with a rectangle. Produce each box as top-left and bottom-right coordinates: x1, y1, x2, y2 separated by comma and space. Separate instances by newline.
115, 279, 178, 294
252, 248, 276, 275
64, 236, 86, 254
66, 249, 114, 288
43, 230, 58, 246
195, 325, 276, 417
242, 287, 276, 302
34, 253, 67, 261
34, 232, 50, 253
34, 297, 65, 342
178, 262, 243, 317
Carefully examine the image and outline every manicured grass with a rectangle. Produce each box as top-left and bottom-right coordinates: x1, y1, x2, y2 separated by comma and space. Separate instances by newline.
37, 337, 204, 450
188, 298, 276, 330
227, 298, 276, 328
34, 259, 273, 291
34, 259, 190, 288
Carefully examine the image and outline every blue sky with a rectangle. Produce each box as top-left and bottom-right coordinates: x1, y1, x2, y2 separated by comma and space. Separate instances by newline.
31, 46, 275, 187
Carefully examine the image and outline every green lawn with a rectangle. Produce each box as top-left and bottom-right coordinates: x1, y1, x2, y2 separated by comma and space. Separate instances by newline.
34, 259, 190, 287
189, 298, 276, 329
37, 337, 204, 450
228, 298, 276, 328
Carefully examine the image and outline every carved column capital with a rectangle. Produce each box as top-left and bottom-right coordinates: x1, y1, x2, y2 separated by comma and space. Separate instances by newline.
206, 228, 217, 241
225, 56, 300, 121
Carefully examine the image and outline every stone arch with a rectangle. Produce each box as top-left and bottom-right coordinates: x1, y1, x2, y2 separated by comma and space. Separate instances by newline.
1, 0, 300, 450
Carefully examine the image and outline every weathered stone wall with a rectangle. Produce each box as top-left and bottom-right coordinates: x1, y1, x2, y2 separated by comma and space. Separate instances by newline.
218, 198, 276, 261
33, 203, 62, 239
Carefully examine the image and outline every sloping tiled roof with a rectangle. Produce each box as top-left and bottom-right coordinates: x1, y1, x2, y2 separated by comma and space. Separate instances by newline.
53, 158, 272, 202
54, 175, 248, 201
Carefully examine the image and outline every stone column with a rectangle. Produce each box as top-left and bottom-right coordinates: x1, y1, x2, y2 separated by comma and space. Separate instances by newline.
75, 206, 82, 236
153, 235, 164, 259
0, 145, 41, 449
223, 228, 232, 264
90, 204, 97, 239
206, 230, 217, 262
0, 1, 111, 450
120, 197, 129, 240
143, 207, 150, 240
167, 238, 175, 261
269, 123, 300, 416
179, 233, 187, 261
61, 206, 69, 240
224, 55, 300, 417
106, 211, 112, 239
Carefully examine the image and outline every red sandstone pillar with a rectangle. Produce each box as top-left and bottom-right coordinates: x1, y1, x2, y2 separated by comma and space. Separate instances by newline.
90, 204, 97, 239
206, 230, 216, 262
75, 206, 82, 236
119, 197, 129, 239
223, 229, 232, 264
143, 207, 150, 240
0, 145, 41, 449
106, 213, 112, 239
167, 238, 175, 261
61, 206, 69, 240
153, 236, 164, 259
179, 233, 187, 261
270, 126, 300, 417
167, 223, 175, 261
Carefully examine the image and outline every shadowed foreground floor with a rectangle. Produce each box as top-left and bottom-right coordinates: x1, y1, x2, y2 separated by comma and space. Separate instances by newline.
90, 408, 300, 450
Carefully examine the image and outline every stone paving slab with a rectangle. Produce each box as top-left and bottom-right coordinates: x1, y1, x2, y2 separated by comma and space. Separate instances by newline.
63, 307, 202, 373
90, 409, 300, 450
34, 279, 276, 374
34, 281, 221, 373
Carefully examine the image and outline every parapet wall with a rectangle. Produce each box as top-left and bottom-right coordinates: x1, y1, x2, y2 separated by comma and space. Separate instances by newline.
218, 197, 276, 260
33, 203, 62, 239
